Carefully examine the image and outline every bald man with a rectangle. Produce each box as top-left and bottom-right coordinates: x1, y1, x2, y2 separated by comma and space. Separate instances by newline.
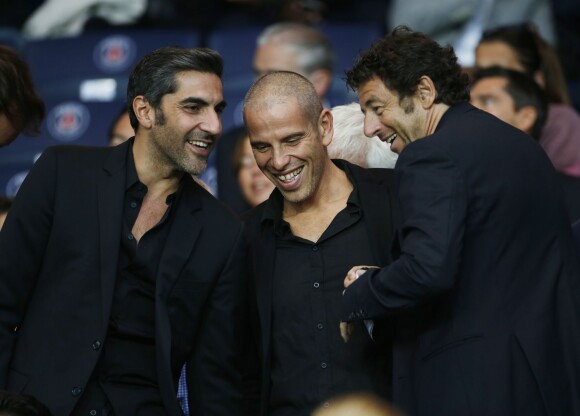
242, 71, 399, 416
217, 22, 336, 213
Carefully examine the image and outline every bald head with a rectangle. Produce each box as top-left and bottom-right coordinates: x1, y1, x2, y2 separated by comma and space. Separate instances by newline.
244, 71, 322, 126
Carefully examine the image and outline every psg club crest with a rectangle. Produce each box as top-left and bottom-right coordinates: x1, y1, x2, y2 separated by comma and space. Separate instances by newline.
93, 35, 136, 73
47, 102, 90, 142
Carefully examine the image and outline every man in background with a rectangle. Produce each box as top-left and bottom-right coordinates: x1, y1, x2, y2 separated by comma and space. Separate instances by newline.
470, 65, 580, 222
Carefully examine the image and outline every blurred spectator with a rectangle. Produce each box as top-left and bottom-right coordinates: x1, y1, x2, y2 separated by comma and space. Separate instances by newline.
231, 129, 274, 208
329, 103, 398, 168
217, 21, 335, 213
312, 393, 404, 416
21, 0, 146, 39
108, 108, 134, 146
386, 0, 556, 67
470, 66, 547, 140
470, 66, 580, 222
0, 390, 52, 416
0, 196, 13, 231
0, 46, 45, 147
475, 23, 580, 177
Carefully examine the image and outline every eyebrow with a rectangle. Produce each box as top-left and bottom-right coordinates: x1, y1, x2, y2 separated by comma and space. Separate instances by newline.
179, 97, 228, 111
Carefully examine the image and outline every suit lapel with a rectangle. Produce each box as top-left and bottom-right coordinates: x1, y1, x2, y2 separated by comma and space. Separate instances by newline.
97, 142, 129, 331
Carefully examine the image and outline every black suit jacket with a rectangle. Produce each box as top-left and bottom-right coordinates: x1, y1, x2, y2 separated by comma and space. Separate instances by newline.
242, 160, 399, 415
343, 103, 580, 415
0, 140, 246, 415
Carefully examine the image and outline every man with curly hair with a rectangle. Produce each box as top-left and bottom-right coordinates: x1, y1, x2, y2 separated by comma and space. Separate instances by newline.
341, 26, 580, 416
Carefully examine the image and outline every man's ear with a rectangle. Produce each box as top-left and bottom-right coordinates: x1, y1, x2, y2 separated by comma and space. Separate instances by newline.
514, 105, 538, 135
133, 96, 154, 130
319, 108, 334, 147
309, 69, 333, 99
416, 76, 437, 109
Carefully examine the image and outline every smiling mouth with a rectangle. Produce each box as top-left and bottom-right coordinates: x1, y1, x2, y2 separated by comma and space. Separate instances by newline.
386, 133, 397, 144
188, 140, 210, 149
276, 167, 303, 182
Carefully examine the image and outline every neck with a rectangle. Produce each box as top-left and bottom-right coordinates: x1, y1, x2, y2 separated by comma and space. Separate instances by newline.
132, 134, 183, 196
283, 159, 352, 217
425, 103, 451, 136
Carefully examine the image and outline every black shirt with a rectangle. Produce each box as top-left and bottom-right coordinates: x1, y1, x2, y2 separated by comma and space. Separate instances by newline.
79, 143, 181, 415
265, 161, 392, 416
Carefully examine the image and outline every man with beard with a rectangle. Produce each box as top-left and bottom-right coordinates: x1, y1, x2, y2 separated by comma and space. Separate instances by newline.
341, 26, 580, 416
242, 71, 398, 416
0, 47, 246, 416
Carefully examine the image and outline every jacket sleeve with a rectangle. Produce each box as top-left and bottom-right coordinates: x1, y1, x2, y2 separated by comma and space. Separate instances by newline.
0, 147, 57, 387
342, 143, 467, 321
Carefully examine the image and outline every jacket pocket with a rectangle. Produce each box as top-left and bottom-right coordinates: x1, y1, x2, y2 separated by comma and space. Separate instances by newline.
421, 333, 483, 361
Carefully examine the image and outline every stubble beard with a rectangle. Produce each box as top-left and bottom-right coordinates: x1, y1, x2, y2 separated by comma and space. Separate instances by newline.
150, 127, 209, 177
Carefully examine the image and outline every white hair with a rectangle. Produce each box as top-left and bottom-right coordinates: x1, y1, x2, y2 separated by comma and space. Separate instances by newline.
329, 103, 398, 168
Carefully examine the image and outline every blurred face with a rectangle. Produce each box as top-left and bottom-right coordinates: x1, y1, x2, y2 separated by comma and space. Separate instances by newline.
253, 42, 302, 78
358, 77, 426, 154
475, 42, 525, 72
470, 76, 532, 133
109, 112, 134, 146
148, 71, 225, 176
0, 113, 19, 147
245, 97, 331, 205
237, 136, 275, 207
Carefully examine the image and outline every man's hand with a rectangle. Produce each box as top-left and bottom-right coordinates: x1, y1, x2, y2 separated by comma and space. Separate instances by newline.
343, 265, 378, 292
340, 265, 379, 342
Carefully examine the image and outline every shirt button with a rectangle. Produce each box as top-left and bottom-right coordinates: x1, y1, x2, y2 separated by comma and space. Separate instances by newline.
313, 282, 320, 288
71, 387, 83, 397
312, 245, 319, 251
92, 340, 102, 350
317, 323, 324, 329
323, 402, 330, 408
127, 234, 134, 240
89, 410, 97, 416
321, 362, 327, 369
130, 201, 138, 208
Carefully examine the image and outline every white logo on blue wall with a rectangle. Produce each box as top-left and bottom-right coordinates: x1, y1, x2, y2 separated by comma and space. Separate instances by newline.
94, 35, 136, 73
5, 171, 29, 197
47, 102, 90, 142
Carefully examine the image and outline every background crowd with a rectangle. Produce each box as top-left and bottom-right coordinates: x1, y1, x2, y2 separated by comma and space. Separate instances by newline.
1, 1, 580, 415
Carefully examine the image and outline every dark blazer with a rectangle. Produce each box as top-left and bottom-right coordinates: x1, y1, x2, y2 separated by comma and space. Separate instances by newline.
343, 103, 580, 416
0, 140, 246, 415
243, 160, 399, 416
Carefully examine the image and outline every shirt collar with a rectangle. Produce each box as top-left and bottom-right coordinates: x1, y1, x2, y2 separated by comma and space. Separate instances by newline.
260, 159, 361, 226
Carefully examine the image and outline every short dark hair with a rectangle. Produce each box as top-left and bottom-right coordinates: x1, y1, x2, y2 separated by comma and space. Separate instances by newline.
127, 47, 223, 131
0, 46, 45, 136
0, 390, 52, 416
346, 26, 470, 105
472, 66, 548, 140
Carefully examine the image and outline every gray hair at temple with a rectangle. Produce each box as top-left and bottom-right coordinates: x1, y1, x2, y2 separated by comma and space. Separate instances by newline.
256, 22, 335, 74
329, 103, 398, 168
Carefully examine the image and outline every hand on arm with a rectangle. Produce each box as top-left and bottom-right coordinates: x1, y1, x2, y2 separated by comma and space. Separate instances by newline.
340, 266, 379, 343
